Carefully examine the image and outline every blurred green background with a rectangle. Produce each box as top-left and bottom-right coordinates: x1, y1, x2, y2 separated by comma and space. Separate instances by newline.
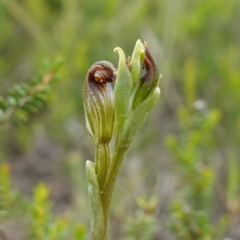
0, 0, 240, 239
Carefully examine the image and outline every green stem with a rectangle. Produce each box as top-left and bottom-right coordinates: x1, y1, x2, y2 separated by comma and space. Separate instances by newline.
95, 143, 111, 192
95, 143, 113, 240
101, 142, 130, 239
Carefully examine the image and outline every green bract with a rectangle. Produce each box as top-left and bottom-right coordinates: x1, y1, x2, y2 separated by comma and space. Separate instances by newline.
83, 40, 161, 240
129, 39, 145, 87
114, 47, 132, 134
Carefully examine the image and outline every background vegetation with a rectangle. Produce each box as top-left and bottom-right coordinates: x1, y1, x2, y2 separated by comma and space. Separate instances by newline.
0, 0, 240, 239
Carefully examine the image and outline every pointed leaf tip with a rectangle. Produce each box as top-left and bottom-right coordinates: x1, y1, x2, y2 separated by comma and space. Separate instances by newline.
114, 47, 126, 61
129, 40, 145, 86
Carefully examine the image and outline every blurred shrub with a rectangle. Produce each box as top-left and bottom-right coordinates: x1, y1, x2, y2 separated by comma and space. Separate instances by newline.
0, 58, 63, 127
0, 163, 87, 240
0, 58, 87, 239
29, 183, 69, 240
0, 163, 18, 219
122, 197, 158, 240
166, 106, 220, 239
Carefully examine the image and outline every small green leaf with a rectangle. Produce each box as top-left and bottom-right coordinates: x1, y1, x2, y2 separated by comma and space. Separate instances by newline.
9, 88, 20, 99
7, 96, 17, 106
14, 109, 28, 122
30, 98, 45, 108
20, 83, 30, 93
13, 84, 26, 97
34, 93, 47, 102
21, 104, 40, 114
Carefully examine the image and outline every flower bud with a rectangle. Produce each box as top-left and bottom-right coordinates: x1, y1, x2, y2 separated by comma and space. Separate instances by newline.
132, 42, 162, 109
83, 61, 116, 144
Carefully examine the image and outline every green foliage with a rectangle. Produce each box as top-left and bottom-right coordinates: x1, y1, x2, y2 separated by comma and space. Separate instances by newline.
123, 212, 157, 240
122, 197, 158, 240
0, 164, 18, 219
29, 183, 68, 240
28, 182, 87, 240
0, 164, 87, 240
0, 48, 87, 239
169, 203, 212, 240
0, 58, 63, 126
166, 58, 222, 238
166, 106, 221, 238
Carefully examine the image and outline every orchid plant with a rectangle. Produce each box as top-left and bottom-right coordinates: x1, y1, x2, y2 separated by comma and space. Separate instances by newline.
82, 40, 161, 240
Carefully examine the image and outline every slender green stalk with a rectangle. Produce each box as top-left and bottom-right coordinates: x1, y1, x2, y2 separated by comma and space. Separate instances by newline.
102, 144, 130, 240
95, 143, 111, 191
